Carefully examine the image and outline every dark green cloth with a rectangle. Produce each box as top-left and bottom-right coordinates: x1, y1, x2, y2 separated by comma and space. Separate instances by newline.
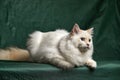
0, 0, 120, 80
0, 61, 120, 80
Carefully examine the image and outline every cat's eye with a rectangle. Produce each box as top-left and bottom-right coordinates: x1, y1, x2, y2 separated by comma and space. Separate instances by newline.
80, 37, 85, 41
89, 39, 91, 42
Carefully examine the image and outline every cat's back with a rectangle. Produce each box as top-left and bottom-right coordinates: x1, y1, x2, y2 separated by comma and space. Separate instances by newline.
29, 29, 68, 41
28, 29, 68, 56
44, 29, 68, 38
40, 29, 68, 46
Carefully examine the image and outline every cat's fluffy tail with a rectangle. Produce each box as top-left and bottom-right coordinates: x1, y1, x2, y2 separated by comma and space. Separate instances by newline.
0, 47, 31, 61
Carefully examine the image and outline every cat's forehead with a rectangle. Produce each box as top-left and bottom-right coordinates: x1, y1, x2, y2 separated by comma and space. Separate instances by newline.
79, 31, 92, 38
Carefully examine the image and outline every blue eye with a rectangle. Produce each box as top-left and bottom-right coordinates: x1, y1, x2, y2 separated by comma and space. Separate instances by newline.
80, 37, 85, 41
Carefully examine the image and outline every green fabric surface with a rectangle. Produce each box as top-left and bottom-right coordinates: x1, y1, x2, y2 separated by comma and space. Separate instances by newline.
0, 0, 120, 80
0, 61, 120, 80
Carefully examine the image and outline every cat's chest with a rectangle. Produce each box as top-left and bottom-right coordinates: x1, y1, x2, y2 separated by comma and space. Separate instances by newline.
81, 54, 88, 60
77, 52, 90, 61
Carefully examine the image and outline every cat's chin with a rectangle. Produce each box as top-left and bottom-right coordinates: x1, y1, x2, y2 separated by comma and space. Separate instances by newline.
78, 46, 90, 53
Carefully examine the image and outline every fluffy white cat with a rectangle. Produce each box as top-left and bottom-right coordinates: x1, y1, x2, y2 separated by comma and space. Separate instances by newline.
27, 23, 97, 70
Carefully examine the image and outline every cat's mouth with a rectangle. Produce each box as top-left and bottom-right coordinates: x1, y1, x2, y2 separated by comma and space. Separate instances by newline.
78, 45, 90, 53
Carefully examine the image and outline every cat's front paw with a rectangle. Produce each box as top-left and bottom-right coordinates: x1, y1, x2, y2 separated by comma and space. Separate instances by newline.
85, 59, 97, 69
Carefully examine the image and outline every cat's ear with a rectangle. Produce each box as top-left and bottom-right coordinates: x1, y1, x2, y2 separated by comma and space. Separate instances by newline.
70, 23, 81, 36
87, 27, 94, 35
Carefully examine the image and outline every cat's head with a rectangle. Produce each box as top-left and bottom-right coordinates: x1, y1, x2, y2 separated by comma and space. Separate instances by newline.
69, 23, 93, 52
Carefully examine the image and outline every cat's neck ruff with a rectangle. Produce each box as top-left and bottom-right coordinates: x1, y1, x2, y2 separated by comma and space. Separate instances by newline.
58, 35, 88, 55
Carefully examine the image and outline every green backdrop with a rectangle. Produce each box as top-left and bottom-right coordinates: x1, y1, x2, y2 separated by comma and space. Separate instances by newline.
0, 0, 120, 80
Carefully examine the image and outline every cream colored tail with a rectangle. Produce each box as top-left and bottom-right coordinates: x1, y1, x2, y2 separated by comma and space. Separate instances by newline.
0, 47, 31, 61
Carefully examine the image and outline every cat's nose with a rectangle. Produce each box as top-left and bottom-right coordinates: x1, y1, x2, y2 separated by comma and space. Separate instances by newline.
87, 44, 89, 47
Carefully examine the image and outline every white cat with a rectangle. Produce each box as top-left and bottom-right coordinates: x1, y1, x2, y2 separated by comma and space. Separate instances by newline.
27, 23, 97, 69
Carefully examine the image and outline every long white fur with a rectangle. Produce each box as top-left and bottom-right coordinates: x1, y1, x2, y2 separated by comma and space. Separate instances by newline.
27, 24, 97, 69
